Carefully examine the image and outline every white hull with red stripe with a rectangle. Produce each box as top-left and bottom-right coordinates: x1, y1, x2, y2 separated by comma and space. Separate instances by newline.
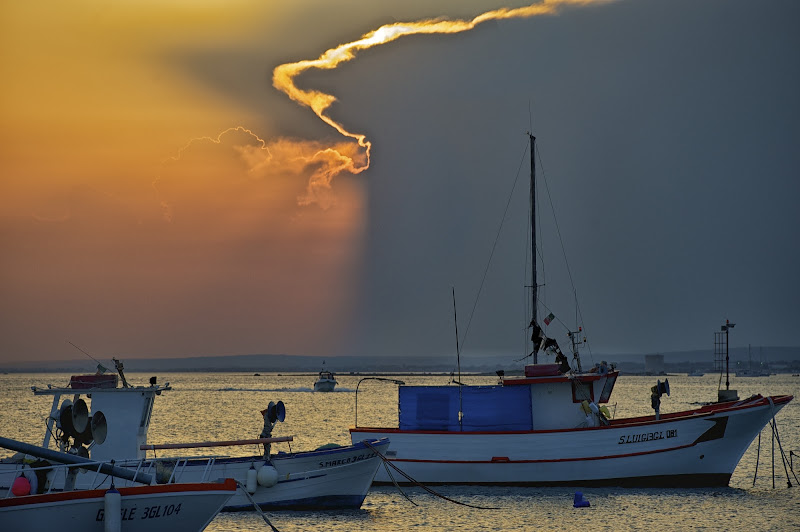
0, 479, 236, 531
351, 392, 792, 487
0, 374, 388, 512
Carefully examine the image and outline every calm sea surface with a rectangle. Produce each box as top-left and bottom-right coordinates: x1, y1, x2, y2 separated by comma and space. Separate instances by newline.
1, 371, 798, 531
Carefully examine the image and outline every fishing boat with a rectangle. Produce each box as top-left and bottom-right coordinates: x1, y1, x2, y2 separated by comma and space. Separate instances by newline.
1, 478, 237, 531
314, 367, 338, 392
0, 436, 237, 531
350, 134, 793, 487
0, 362, 388, 511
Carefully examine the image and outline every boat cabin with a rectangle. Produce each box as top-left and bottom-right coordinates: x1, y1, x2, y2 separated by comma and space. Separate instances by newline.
33, 376, 170, 462
398, 363, 618, 432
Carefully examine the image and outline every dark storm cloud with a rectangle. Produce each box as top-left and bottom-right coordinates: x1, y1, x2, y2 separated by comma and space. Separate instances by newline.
333, 0, 800, 360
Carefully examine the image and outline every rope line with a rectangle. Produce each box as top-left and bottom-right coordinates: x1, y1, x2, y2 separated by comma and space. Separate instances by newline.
363, 441, 501, 510
235, 480, 280, 531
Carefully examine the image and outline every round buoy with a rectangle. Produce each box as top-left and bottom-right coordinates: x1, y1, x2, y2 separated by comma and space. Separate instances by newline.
257, 465, 278, 488
11, 476, 31, 496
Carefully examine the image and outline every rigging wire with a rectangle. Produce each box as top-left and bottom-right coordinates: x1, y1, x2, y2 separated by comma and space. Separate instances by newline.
459, 131, 594, 366
459, 137, 529, 351
534, 142, 594, 364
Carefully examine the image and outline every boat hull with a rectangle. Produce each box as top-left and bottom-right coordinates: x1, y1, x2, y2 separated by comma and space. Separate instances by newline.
0, 438, 388, 512
314, 380, 337, 392
350, 395, 791, 487
0, 479, 236, 532
204, 438, 388, 510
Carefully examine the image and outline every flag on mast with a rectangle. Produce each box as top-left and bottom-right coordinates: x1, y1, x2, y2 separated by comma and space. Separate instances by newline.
544, 312, 555, 326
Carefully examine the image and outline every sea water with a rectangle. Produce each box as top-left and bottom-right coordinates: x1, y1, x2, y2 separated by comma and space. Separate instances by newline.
1, 371, 798, 531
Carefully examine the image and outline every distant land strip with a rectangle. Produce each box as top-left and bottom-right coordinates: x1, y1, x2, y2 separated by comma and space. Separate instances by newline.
1, 348, 799, 374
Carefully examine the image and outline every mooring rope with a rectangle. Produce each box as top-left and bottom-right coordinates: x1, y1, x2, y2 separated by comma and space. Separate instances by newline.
380, 459, 418, 506
769, 419, 795, 488
767, 397, 797, 488
235, 481, 280, 532
363, 440, 500, 510
753, 430, 761, 487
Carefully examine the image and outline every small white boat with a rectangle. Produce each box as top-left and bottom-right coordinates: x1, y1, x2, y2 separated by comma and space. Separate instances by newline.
1, 478, 237, 532
314, 370, 338, 392
0, 362, 387, 511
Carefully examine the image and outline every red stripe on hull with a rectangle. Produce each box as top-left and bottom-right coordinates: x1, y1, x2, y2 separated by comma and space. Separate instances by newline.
0, 479, 237, 508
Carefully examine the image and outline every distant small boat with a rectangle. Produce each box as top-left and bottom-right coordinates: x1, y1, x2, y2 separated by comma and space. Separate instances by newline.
688, 370, 704, 377
735, 345, 770, 377
314, 370, 338, 392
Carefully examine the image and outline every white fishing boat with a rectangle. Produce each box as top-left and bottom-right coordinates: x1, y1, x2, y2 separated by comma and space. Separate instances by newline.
1, 478, 236, 531
350, 133, 793, 487
0, 363, 388, 511
0, 435, 237, 531
314, 369, 338, 392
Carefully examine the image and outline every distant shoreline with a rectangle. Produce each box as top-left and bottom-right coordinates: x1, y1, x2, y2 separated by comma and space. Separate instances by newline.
2, 346, 799, 374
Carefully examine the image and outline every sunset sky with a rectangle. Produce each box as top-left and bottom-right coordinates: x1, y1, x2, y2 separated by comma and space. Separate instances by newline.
1, 0, 798, 364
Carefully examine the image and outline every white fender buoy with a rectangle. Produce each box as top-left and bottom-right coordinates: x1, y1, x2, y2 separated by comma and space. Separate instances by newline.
257, 465, 278, 488
104, 486, 122, 532
246, 465, 258, 494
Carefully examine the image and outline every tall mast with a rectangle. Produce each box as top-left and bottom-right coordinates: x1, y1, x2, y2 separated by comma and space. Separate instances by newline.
530, 133, 538, 364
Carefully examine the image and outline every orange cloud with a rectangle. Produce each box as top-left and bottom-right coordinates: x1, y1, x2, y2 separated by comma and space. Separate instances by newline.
269, 0, 611, 195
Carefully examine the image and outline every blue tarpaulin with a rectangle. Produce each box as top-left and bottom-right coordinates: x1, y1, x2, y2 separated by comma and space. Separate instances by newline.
398, 385, 532, 431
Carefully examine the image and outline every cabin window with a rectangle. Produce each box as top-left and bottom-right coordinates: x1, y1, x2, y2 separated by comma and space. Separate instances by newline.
571, 380, 594, 403
599, 374, 617, 403
140, 396, 153, 428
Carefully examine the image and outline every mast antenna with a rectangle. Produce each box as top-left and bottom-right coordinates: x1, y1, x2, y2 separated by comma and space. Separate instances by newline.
529, 133, 538, 363
452, 287, 463, 430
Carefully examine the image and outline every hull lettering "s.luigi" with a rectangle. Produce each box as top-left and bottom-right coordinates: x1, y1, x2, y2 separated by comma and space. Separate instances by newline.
319, 451, 376, 469
619, 429, 677, 445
